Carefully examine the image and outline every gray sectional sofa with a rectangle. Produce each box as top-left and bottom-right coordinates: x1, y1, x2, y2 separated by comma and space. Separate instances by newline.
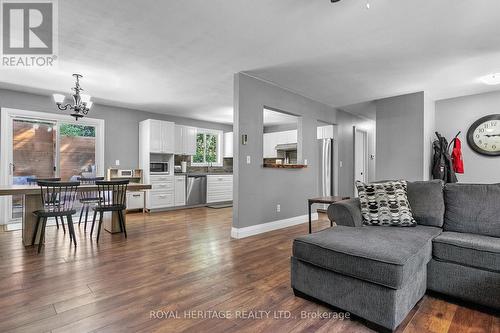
291, 181, 500, 331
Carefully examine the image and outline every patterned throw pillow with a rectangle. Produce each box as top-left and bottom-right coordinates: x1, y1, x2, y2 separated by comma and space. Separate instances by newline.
356, 180, 417, 227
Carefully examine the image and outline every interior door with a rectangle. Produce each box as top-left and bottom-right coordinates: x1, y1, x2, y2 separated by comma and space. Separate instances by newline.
10, 118, 57, 221
354, 128, 368, 196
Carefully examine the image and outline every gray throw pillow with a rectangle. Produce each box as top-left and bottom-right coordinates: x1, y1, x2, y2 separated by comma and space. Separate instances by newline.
356, 180, 417, 227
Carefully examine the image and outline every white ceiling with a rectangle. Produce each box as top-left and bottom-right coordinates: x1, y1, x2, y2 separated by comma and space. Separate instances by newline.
1, 0, 500, 124
263, 108, 298, 127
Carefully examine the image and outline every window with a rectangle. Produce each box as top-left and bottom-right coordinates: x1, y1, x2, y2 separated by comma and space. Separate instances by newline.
191, 129, 223, 166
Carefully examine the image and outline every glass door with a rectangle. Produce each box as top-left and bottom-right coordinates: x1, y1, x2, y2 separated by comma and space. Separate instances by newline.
58, 123, 97, 181
11, 118, 57, 220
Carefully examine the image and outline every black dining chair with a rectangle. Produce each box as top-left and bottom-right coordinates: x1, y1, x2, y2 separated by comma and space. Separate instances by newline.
77, 177, 104, 230
90, 180, 129, 243
32, 180, 80, 253
27, 177, 65, 231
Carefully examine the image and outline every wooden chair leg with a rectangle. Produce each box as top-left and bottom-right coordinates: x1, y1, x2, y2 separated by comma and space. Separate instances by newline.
96, 212, 103, 243
86, 209, 96, 232
38, 218, 47, 253
84, 205, 89, 225
32, 216, 41, 246
60, 215, 66, 233
90, 210, 98, 237
55, 216, 59, 229
78, 204, 85, 225
119, 210, 127, 238
67, 215, 77, 247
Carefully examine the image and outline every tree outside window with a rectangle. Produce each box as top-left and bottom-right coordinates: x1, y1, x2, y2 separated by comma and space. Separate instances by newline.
192, 130, 222, 166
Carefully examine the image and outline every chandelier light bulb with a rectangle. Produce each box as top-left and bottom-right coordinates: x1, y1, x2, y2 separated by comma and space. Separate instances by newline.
80, 94, 91, 104
53, 93, 65, 104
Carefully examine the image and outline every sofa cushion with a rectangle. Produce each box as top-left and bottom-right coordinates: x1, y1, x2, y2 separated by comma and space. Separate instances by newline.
407, 180, 445, 227
444, 183, 500, 237
433, 232, 500, 273
356, 180, 417, 227
292, 225, 441, 289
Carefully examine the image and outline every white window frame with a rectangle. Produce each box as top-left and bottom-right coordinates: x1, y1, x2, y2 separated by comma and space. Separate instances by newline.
0, 108, 105, 228
190, 128, 223, 167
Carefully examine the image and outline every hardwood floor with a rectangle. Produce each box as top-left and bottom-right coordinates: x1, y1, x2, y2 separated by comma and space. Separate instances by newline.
0, 208, 497, 333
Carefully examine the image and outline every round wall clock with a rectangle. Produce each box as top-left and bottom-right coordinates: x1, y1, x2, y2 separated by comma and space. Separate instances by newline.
466, 114, 500, 156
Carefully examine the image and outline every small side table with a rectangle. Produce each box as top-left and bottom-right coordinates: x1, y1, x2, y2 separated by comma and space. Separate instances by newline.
308, 196, 350, 233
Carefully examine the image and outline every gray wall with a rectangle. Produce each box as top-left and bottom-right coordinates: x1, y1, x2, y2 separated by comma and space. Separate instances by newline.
337, 107, 376, 190
436, 90, 500, 183
376, 92, 427, 181
0, 89, 232, 170
233, 73, 374, 229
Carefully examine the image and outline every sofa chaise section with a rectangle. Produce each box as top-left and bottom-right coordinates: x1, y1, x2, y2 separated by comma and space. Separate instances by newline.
291, 225, 441, 330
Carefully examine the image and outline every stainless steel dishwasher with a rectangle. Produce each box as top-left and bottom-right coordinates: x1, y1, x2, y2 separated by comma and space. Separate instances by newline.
186, 175, 207, 205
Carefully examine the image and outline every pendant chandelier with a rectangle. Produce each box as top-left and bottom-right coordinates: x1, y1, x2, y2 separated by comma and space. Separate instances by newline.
53, 74, 93, 120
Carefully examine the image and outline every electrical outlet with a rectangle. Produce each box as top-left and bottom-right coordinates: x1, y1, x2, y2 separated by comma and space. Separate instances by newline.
304, 159, 308, 165
115, 160, 120, 166
276, 204, 281, 212
246, 155, 251, 164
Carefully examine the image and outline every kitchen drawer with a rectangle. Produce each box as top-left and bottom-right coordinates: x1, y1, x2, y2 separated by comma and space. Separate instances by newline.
207, 191, 232, 203
151, 182, 174, 192
207, 175, 233, 184
150, 175, 174, 183
126, 191, 144, 210
149, 191, 174, 209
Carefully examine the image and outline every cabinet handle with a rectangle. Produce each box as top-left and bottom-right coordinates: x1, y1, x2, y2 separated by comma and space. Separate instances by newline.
132, 194, 141, 198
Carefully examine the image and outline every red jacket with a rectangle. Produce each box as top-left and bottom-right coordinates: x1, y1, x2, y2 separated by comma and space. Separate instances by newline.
451, 138, 464, 174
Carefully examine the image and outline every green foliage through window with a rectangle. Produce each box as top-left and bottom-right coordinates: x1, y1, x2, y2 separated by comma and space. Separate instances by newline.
192, 132, 219, 164
60, 124, 95, 137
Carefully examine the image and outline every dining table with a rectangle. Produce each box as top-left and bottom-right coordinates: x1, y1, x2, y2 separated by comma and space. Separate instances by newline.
0, 183, 152, 246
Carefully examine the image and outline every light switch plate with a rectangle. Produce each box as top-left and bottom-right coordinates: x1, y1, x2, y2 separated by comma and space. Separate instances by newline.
115, 160, 120, 166
339, 161, 343, 168
246, 155, 251, 164
304, 159, 308, 165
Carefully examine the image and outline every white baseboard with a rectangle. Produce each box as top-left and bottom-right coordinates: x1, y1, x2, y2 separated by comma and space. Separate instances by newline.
231, 213, 318, 239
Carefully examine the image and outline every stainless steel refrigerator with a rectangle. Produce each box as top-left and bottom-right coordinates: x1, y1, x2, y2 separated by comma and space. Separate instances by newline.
318, 138, 334, 210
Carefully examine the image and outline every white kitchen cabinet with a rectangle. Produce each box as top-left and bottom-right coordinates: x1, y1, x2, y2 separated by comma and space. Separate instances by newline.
174, 125, 183, 154
174, 175, 186, 206
149, 120, 164, 153
184, 126, 197, 155
206, 175, 233, 203
223, 132, 233, 158
174, 125, 197, 156
145, 119, 175, 154
263, 130, 297, 158
317, 125, 334, 139
126, 191, 144, 211
162, 121, 175, 153
147, 174, 175, 209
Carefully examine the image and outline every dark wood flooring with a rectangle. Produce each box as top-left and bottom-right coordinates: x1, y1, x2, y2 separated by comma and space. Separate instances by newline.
0, 208, 498, 333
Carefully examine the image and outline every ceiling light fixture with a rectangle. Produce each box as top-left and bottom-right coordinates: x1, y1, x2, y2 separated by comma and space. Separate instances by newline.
53, 74, 93, 120
479, 73, 500, 85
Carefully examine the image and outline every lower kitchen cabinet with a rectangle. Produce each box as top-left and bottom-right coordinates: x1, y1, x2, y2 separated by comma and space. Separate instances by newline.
174, 175, 186, 206
126, 191, 144, 211
206, 175, 233, 203
147, 175, 175, 209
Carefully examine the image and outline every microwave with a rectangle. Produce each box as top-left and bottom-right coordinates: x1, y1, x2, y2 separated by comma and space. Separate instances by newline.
150, 162, 169, 173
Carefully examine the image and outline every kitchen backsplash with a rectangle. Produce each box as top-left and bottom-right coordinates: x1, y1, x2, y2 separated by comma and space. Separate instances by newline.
174, 156, 233, 173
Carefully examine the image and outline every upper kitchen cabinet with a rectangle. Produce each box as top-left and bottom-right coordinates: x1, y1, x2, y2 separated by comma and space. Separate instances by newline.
145, 119, 175, 154
223, 132, 233, 158
175, 125, 197, 155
